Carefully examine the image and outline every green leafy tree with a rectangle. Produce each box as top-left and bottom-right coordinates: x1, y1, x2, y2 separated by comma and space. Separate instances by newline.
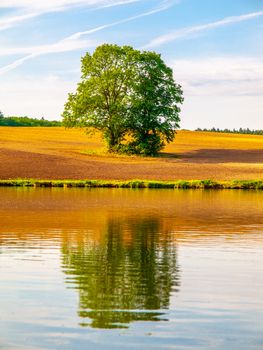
62, 44, 183, 155
126, 51, 183, 155
0, 111, 4, 119
63, 44, 137, 151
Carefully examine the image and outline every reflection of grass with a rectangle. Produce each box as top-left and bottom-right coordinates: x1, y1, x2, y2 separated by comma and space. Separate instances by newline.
0, 179, 262, 189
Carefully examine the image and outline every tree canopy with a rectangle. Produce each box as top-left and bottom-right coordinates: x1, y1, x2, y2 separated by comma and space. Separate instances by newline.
62, 44, 183, 155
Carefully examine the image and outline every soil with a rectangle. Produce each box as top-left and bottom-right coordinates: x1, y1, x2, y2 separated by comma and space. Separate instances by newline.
0, 127, 262, 180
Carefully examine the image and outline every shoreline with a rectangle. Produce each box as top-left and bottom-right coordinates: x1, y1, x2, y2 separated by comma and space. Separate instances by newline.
0, 179, 263, 189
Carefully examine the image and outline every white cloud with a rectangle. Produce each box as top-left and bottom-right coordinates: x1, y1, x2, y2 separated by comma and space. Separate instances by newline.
0, 3, 171, 75
144, 11, 263, 48
0, 0, 142, 31
172, 56, 263, 129
0, 38, 97, 57
0, 38, 97, 75
0, 75, 76, 119
0, 12, 42, 31
172, 56, 263, 97
181, 95, 263, 130
0, 0, 140, 12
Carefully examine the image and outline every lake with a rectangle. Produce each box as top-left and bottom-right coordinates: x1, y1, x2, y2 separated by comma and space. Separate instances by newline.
0, 188, 263, 350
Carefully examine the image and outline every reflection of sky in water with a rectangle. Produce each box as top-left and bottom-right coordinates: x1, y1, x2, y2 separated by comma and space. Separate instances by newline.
0, 188, 263, 349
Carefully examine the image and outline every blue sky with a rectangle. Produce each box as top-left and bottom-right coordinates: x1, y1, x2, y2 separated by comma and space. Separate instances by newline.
0, 0, 262, 129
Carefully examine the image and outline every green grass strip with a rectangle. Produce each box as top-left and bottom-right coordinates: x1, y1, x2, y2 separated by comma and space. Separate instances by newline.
0, 179, 262, 189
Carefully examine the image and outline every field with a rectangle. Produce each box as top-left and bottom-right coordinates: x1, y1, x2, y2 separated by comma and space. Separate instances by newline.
0, 127, 262, 181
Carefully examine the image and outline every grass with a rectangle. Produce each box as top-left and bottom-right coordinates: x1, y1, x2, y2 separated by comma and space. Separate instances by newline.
0, 179, 262, 189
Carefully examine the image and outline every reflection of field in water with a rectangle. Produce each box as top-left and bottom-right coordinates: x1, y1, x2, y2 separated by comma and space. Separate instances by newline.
1, 187, 262, 237
0, 188, 263, 349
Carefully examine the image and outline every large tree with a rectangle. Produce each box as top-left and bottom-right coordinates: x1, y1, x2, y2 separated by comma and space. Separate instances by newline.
62, 44, 183, 155
127, 51, 183, 155
63, 44, 137, 151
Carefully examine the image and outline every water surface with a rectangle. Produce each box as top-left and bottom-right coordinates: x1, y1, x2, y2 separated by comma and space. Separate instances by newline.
0, 188, 263, 349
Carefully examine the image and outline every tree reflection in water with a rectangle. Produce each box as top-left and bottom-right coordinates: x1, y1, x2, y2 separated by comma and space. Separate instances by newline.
61, 216, 180, 329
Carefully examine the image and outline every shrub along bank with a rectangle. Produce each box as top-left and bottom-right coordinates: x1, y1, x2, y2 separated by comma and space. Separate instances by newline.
0, 179, 262, 189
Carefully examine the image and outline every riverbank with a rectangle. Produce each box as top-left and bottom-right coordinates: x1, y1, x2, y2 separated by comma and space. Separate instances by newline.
1, 179, 263, 189
0, 127, 262, 181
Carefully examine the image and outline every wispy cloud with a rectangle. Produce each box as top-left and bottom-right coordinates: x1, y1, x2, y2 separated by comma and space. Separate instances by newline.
0, 2, 172, 75
0, 39, 97, 75
67, 0, 173, 41
0, 11, 43, 31
96, 0, 141, 9
0, 0, 140, 12
0, 0, 142, 31
144, 11, 263, 48
0, 38, 97, 57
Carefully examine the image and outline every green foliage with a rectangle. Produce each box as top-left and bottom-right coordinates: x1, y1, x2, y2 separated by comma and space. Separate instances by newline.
196, 127, 263, 136
0, 115, 61, 127
0, 179, 263, 189
62, 44, 183, 155
127, 50, 183, 155
63, 44, 137, 150
62, 216, 179, 328
127, 134, 165, 156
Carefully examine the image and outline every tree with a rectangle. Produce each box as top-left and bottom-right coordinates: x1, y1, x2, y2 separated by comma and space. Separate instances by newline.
63, 44, 137, 151
62, 44, 183, 155
0, 111, 4, 119
127, 51, 183, 155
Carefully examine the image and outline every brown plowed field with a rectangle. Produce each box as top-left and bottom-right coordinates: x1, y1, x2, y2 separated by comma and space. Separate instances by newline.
0, 127, 262, 180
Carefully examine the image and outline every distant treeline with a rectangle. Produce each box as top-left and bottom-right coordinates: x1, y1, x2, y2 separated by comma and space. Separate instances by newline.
0, 114, 61, 127
196, 127, 263, 135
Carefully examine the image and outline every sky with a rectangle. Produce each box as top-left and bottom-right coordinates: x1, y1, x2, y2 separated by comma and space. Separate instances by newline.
0, 0, 262, 130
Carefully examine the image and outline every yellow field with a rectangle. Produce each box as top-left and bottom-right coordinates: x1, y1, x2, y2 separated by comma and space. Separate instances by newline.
0, 127, 262, 180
